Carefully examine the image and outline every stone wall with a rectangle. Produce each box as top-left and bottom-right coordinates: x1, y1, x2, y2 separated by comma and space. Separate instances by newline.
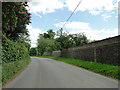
44, 35, 120, 66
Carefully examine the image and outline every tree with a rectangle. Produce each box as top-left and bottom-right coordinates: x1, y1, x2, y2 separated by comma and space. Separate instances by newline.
55, 35, 73, 50
45, 39, 57, 52
36, 29, 90, 54
43, 29, 55, 39
72, 33, 89, 46
55, 29, 89, 50
47, 29, 55, 39
2, 2, 31, 40
37, 32, 57, 55
29, 48, 37, 56
37, 37, 57, 55
37, 37, 48, 55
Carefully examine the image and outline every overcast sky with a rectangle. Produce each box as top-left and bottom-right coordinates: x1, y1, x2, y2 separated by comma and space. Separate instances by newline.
26, 0, 119, 47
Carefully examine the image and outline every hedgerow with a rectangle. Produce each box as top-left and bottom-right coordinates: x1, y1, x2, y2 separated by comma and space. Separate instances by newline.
2, 34, 29, 63
1, 2, 31, 86
2, 34, 31, 86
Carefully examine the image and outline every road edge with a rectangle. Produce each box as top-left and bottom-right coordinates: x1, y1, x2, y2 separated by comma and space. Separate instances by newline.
1, 59, 31, 88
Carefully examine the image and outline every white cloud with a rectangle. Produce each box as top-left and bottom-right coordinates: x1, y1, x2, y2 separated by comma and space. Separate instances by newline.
34, 12, 42, 18
89, 10, 101, 15
101, 14, 112, 21
69, 29, 118, 40
55, 21, 118, 40
55, 21, 90, 30
65, 0, 117, 15
111, 12, 115, 14
27, 0, 118, 17
27, 25, 44, 47
28, 0, 65, 16
115, 15, 118, 18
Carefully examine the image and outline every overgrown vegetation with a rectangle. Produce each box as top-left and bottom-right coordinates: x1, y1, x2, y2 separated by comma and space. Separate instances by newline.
2, 57, 31, 85
2, 34, 30, 63
2, 2, 31, 86
38, 56, 119, 80
0, 65, 2, 87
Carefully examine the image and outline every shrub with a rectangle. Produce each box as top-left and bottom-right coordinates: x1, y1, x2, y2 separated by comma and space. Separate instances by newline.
1, 34, 31, 86
2, 34, 29, 63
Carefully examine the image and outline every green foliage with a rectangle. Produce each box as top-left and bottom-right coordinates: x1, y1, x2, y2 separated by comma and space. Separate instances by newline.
72, 33, 89, 46
39, 56, 119, 80
2, 34, 29, 63
29, 48, 37, 56
89, 40, 96, 43
55, 30, 89, 50
55, 35, 73, 50
36, 28, 90, 54
2, 2, 31, 40
17, 34, 31, 51
0, 40, 1, 64
1, 2, 31, 86
0, 65, 1, 87
47, 29, 55, 39
2, 57, 31, 85
37, 36, 57, 55
45, 39, 57, 52
2, 34, 31, 86
36, 29, 57, 55
43, 29, 55, 39
37, 37, 48, 55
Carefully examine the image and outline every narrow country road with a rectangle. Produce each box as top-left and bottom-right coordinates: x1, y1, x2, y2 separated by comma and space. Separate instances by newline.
4, 57, 118, 88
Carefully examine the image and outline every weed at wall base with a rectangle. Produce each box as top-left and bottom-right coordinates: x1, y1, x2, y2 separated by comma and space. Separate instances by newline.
38, 56, 119, 80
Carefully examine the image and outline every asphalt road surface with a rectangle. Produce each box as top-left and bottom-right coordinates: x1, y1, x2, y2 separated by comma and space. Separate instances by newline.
4, 57, 118, 88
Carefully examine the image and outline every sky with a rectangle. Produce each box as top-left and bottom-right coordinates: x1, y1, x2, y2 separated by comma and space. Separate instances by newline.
26, 0, 119, 47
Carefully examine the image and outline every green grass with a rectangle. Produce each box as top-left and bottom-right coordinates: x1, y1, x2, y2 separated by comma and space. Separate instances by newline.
0, 65, 2, 87
2, 57, 31, 86
38, 55, 120, 80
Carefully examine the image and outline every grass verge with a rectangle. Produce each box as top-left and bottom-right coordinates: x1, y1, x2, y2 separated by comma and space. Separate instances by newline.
38, 55, 119, 80
2, 56, 31, 86
0, 65, 2, 87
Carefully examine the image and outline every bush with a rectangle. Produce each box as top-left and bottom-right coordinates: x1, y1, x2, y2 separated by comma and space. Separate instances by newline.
2, 34, 29, 63
1, 34, 31, 86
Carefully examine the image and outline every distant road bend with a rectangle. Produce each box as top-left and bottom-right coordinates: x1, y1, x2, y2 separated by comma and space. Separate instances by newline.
4, 57, 118, 88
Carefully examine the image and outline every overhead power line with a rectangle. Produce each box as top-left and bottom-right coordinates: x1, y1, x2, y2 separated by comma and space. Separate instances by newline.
61, 0, 83, 29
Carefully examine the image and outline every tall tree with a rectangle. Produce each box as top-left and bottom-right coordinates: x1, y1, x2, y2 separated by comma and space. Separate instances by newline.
37, 31, 57, 55
55, 29, 89, 50
72, 33, 89, 46
43, 29, 55, 39
37, 37, 47, 55
29, 48, 37, 56
2, 2, 31, 40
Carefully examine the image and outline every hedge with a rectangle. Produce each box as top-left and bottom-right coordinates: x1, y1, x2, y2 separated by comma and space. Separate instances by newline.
2, 34, 30, 63
1, 34, 31, 86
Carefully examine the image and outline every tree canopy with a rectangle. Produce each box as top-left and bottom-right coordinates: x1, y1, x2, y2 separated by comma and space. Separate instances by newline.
36, 29, 90, 55
37, 30, 57, 55
2, 2, 31, 41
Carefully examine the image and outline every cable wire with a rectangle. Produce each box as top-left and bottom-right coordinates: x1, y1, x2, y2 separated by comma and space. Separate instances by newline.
61, 0, 83, 29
